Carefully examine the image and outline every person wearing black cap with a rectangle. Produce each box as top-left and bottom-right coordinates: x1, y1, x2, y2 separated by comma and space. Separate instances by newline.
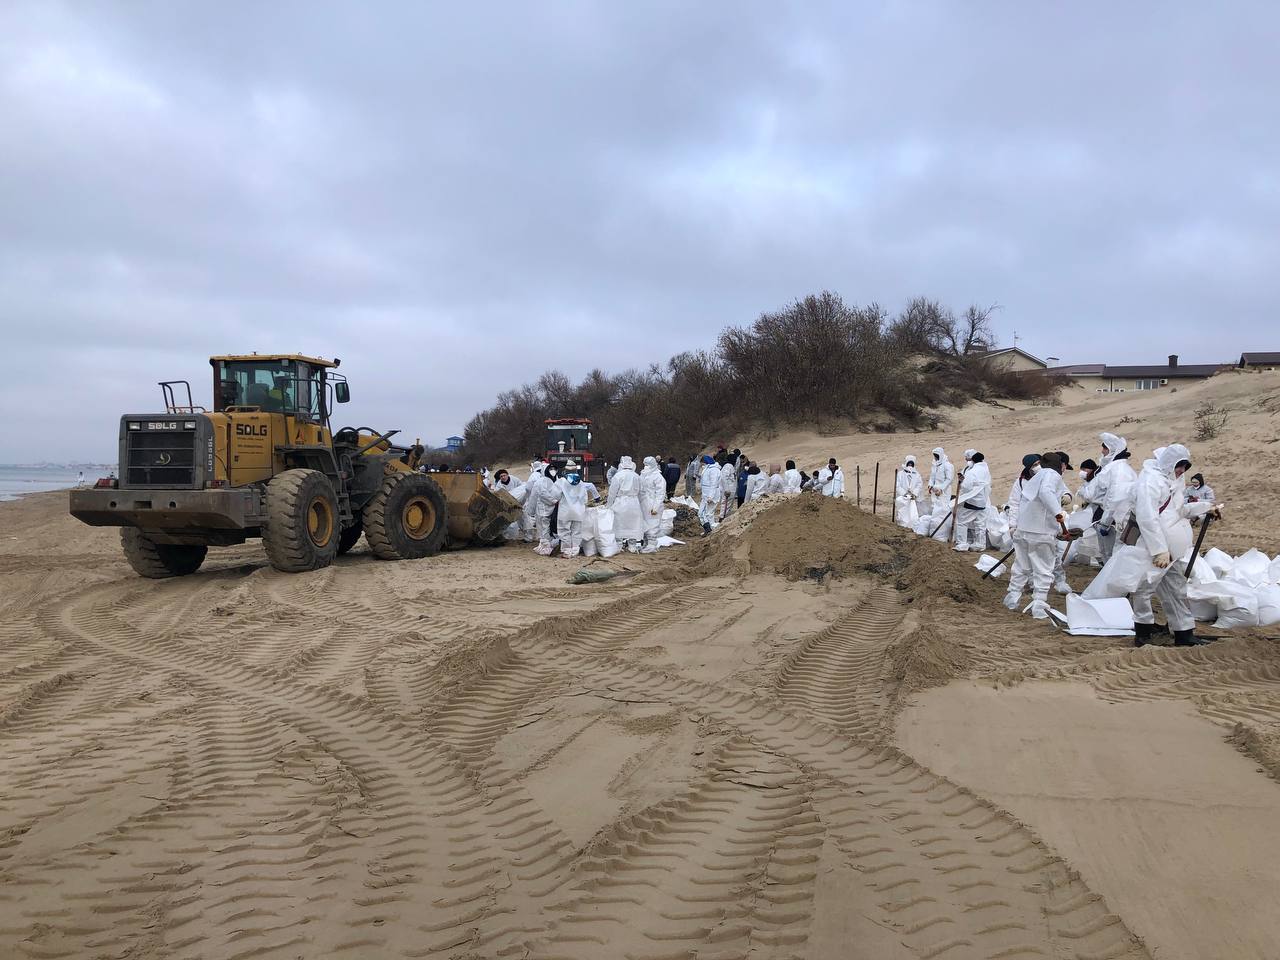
953, 452, 991, 551
1004, 452, 1070, 619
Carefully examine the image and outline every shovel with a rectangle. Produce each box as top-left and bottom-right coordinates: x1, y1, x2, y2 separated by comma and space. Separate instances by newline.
1183, 511, 1215, 580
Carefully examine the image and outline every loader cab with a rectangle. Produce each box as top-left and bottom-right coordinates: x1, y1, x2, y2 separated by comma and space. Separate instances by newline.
211, 355, 337, 421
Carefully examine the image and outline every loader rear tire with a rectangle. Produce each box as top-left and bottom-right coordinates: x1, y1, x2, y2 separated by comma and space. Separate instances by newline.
363, 472, 448, 560
262, 469, 340, 573
121, 529, 207, 579
337, 520, 363, 555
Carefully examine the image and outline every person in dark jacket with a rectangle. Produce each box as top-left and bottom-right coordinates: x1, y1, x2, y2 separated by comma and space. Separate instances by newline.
662, 456, 681, 497
736, 459, 751, 506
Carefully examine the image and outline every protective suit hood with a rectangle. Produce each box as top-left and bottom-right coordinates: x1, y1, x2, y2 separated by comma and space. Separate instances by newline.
1154, 443, 1190, 476
1099, 433, 1127, 466
963, 448, 976, 461
932, 447, 946, 461
618, 456, 636, 471
641, 456, 659, 472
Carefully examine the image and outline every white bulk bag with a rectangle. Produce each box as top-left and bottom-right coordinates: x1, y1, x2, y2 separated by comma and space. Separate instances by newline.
974, 554, 1006, 578
984, 505, 1012, 552
1204, 547, 1235, 578
895, 496, 919, 528
1187, 578, 1259, 630
1063, 593, 1134, 636
1082, 544, 1159, 599
1228, 549, 1271, 588
660, 509, 676, 537
1256, 585, 1280, 627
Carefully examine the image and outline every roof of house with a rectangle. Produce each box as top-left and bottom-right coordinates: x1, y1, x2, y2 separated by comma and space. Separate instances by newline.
970, 346, 1048, 367
1103, 364, 1227, 378
1044, 363, 1106, 376
1240, 352, 1280, 364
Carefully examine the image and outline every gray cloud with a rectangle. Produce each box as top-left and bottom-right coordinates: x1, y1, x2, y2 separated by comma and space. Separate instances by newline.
3, 1, 1278, 461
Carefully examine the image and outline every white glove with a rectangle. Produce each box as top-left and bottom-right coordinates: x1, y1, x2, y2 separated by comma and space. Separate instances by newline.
1152, 552, 1171, 569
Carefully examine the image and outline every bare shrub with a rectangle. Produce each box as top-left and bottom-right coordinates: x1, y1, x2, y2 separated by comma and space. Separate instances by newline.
1194, 402, 1229, 441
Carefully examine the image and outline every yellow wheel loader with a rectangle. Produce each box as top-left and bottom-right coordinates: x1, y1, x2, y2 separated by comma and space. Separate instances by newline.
70, 354, 521, 578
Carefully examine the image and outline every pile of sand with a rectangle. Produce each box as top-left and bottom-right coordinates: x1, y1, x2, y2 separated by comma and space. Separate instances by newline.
687, 492, 1011, 607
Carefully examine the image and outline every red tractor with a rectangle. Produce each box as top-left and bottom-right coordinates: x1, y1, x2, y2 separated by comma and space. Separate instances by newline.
544, 418, 601, 482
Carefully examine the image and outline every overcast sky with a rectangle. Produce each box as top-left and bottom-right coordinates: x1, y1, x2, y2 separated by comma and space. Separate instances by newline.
3, 2, 1278, 462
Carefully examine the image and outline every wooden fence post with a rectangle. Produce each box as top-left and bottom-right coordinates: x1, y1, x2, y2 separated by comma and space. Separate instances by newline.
872, 463, 880, 515
856, 465, 861, 506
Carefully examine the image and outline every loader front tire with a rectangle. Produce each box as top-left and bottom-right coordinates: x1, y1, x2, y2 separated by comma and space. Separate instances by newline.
363, 472, 448, 560
262, 469, 341, 573
121, 529, 207, 579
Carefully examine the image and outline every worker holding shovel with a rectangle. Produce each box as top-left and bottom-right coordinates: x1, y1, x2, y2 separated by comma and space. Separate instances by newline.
1129, 444, 1223, 647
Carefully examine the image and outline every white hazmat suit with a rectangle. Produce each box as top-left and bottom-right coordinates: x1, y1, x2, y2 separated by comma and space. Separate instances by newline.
817, 464, 845, 497
953, 455, 992, 552
608, 456, 645, 551
895, 458, 924, 527
639, 456, 667, 553
556, 473, 590, 558
1005, 466, 1069, 619
783, 467, 803, 494
928, 448, 954, 516
698, 459, 721, 532
531, 470, 562, 555
1129, 445, 1218, 642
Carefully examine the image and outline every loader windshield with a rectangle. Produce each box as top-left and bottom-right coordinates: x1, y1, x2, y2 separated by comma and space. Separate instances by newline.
215, 359, 322, 419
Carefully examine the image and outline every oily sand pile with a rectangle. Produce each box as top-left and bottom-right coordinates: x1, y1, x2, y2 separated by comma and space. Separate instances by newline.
1, 372, 1278, 960
689, 490, 1009, 607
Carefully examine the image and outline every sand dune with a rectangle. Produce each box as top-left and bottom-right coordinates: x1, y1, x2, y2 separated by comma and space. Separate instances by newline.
1, 371, 1277, 959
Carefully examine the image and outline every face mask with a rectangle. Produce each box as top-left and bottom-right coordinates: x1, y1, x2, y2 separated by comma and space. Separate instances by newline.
1078, 470, 1087, 480
568, 474, 581, 485
1030, 464, 1041, 474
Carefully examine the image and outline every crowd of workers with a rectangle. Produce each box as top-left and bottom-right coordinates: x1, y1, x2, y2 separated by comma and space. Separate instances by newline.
482, 434, 1225, 647
888, 433, 1222, 645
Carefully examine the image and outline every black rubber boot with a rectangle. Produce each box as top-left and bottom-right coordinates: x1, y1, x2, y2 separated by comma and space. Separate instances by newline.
702, 522, 712, 536
1173, 629, 1212, 647
1133, 622, 1154, 647
1150, 622, 1170, 636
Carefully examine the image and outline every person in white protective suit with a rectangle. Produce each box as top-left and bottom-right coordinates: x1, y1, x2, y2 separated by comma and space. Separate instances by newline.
1004, 452, 1070, 619
1005, 453, 1040, 532
521, 461, 546, 542
685, 454, 701, 498
718, 456, 738, 519
556, 461, 591, 558
531, 465, 562, 555
817, 458, 845, 497
766, 464, 785, 495
638, 456, 667, 553
745, 464, 769, 501
1093, 433, 1137, 565
1130, 444, 1222, 647
953, 451, 992, 551
697, 455, 721, 534
608, 456, 646, 552
894, 455, 924, 527
606, 461, 618, 484
782, 460, 803, 494
927, 448, 954, 516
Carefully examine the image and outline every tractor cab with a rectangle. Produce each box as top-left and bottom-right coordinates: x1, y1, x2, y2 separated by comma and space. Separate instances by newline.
544, 418, 598, 480
211, 354, 347, 420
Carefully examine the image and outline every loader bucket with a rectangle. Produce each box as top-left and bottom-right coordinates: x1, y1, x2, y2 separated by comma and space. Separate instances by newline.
431, 473, 524, 545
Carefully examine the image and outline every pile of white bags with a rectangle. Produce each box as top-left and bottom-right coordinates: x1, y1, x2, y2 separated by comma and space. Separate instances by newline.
661, 509, 676, 537
1184, 546, 1280, 629
984, 505, 1012, 552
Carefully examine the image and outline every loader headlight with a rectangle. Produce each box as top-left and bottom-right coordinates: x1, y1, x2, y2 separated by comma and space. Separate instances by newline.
128, 422, 141, 430
184, 421, 197, 429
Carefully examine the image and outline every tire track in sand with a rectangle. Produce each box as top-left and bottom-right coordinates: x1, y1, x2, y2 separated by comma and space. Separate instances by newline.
1, 579, 575, 959
775, 585, 905, 739
524, 738, 819, 959
512, 593, 1150, 960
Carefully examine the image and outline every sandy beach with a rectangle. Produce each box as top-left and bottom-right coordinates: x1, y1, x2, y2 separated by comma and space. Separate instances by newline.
2, 373, 1278, 960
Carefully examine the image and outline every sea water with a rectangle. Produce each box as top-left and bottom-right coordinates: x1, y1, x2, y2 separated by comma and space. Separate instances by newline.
0, 466, 92, 502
